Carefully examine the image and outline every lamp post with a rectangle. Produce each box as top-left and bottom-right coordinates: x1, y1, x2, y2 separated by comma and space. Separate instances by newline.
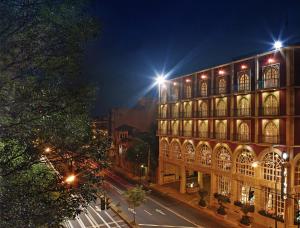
140, 164, 144, 185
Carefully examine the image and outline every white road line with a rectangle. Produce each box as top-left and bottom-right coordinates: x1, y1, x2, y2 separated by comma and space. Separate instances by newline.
85, 209, 101, 227
147, 197, 199, 227
138, 224, 199, 228
75, 216, 86, 228
105, 211, 122, 228
144, 209, 153, 215
108, 182, 123, 194
67, 221, 74, 228
89, 205, 111, 228
155, 208, 166, 215
84, 213, 97, 227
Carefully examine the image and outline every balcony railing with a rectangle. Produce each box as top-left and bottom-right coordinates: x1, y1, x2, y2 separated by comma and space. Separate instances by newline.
233, 108, 251, 117
156, 129, 170, 136
182, 112, 193, 118
260, 107, 280, 116
196, 111, 209, 118
262, 135, 280, 144
214, 109, 227, 117
171, 112, 180, 118
257, 78, 279, 90
197, 131, 209, 138
215, 132, 227, 140
171, 130, 179, 136
183, 130, 193, 137
232, 85, 251, 93
232, 133, 250, 142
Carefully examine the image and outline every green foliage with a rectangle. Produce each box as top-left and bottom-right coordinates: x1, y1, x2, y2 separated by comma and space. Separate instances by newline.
124, 186, 146, 208
126, 138, 148, 164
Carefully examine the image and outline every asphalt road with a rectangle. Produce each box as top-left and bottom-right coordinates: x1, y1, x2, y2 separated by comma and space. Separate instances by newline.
105, 170, 229, 228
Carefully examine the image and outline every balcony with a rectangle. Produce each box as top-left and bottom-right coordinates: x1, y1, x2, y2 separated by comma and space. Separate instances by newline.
196, 110, 209, 118
262, 135, 281, 144
232, 85, 251, 93
257, 78, 279, 90
215, 132, 227, 140
183, 130, 193, 137
214, 109, 227, 117
259, 107, 280, 116
157, 129, 170, 136
197, 131, 209, 138
232, 133, 250, 142
233, 108, 251, 117
182, 112, 193, 118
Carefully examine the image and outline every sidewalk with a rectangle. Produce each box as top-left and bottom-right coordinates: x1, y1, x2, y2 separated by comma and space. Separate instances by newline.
112, 167, 265, 228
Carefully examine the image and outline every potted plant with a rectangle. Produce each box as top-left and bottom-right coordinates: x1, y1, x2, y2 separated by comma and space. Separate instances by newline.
239, 204, 252, 227
198, 189, 208, 208
215, 194, 229, 218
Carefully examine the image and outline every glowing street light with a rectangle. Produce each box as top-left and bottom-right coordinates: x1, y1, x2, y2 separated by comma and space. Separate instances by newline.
65, 174, 76, 184
274, 40, 282, 50
44, 147, 51, 153
155, 74, 166, 85
282, 152, 288, 161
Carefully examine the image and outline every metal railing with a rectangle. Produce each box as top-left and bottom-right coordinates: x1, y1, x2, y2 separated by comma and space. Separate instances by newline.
195, 111, 209, 118
257, 79, 280, 89
215, 132, 227, 140
214, 109, 227, 117
262, 135, 280, 144
260, 107, 280, 116
233, 108, 251, 117
232, 133, 250, 142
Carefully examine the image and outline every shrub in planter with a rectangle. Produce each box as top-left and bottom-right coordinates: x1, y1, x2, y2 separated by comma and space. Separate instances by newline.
198, 189, 208, 207
215, 193, 229, 215
234, 200, 243, 207
240, 204, 252, 226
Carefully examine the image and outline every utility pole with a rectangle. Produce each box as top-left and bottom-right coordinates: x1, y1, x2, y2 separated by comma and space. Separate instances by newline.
147, 143, 151, 184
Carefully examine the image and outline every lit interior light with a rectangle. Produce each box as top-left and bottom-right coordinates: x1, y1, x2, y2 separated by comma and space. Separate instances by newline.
282, 152, 288, 160
173, 82, 177, 86
218, 70, 225, 75
274, 40, 282, 50
65, 174, 76, 184
251, 161, 259, 168
45, 147, 51, 153
186, 79, 191, 82
241, 65, 247, 69
201, 74, 207, 79
268, 58, 274, 64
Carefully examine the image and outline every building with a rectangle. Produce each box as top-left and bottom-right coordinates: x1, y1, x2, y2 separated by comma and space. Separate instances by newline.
92, 116, 109, 136
157, 45, 300, 227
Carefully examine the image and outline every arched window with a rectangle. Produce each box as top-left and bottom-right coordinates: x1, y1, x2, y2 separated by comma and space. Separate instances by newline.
295, 160, 300, 186
161, 105, 167, 118
264, 94, 279, 115
159, 121, 167, 134
171, 121, 179, 136
262, 152, 283, 181
216, 99, 226, 116
161, 141, 169, 158
183, 121, 192, 137
171, 141, 182, 160
236, 149, 255, 176
201, 81, 207, 96
198, 143, 211, 166
198, 121, 208, 138
200, 102, 208, 117
216, 146, 231, 171
216, 121, 226, 139
218, 78, 226, 94
264, 121, 279, 143
185, 84, 192, 98
184, 102, 192, 117
184, 143, 195, 163
172, 103, 179, 118
172, 85, 179, 100
238, 72, 250, 91
238, 97, 250, 116
238, 122, 249, 142
263, 65, 279, 88
161, 88, 167, 103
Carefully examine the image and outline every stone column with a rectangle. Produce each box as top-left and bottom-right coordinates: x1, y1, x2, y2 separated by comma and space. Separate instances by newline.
198, 172, 203, 189
158, 156, 164, 185
210, 172, 216, 206
180, 165, 186, 194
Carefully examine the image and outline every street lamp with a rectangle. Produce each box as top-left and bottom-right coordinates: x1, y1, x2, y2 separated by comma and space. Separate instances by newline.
65, 174, 76, 184
274, 40, 283, 50
155, 74, 166, 85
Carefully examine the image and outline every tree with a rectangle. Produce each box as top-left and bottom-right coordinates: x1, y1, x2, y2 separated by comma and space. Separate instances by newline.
0, 0, 108, 226
124, 186, 146, 224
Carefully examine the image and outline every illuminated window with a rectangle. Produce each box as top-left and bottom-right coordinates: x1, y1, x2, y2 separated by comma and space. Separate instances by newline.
201, 81, 208, 96
198, 143, 211, 166
172, 85, 179, 100
262, 187, 285, 219
295, 160, 300, 186
237, 182, 255, 205
161, 88, 167, 103
160, 121, 167, 134
184, 143, 195, 163
218, 78, 226, 94
263, 65, 279, 88
184, 121, 192, 137
216, 99, 226, 116
217, 175, 231, 196
199, 101, 208, 117
262, 152, 282, 181
171, 141, 182, 160
161, 141, 169, 158
216, 146, 231, 171
184, 102, 192, 117
238, 97, 250, 116
264, 94, 279, 115
216, 121, 226, 139
238, 72, 250, 91
171, 121, 179, 136
185, 84, 192, 98
161, 105, 167, 118
236, 149, 254, 176
263, 121, 279, 143
198, 121, 208, 138
172, 104, 179, 118
238, 122, 250, 141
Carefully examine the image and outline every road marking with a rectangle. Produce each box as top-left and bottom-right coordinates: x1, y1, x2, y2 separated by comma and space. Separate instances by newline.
105, 211, 122, 228
89, 205, 111, 228
138, 224, 198, 228
144, 209, 153, 215
75, 216, 86, 228
95, 205, 102, 212
128, 207, 136, 214
67, 221, 74, 228
147, 197, 199, 227
108, 182, 124, 194
155, 208, 166, 215
84, 213, 97, 227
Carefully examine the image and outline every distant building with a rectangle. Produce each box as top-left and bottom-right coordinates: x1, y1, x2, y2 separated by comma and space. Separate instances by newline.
157, 45, 300, 227
92, 116, 109, 136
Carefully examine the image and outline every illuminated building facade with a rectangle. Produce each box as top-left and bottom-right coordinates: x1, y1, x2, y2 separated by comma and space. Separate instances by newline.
157, 46, 300, 227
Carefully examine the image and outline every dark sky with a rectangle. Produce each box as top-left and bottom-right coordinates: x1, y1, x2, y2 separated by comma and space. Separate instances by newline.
85, 0, 300, 116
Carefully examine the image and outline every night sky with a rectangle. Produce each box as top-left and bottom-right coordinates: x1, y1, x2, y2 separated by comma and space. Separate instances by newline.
85, 0, 300, 116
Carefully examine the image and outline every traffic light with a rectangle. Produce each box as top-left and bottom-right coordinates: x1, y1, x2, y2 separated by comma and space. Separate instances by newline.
106, 197, 111, 210
100, 196, 105, 210
248, 188, 254, 201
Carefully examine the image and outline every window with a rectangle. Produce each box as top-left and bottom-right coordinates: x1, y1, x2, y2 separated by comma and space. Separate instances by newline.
238, 122, 250, 141
183, 121, 192, 137
161, 88, 167, 103
161, 105, 167, 118
171, 141, 182, 160
184, 102, 192, 117
236, 149, 255, 176
199, 101, 208, 117
216, 146, 231, 171
198, 121, 208, 138
185, 84, 192, 98
172, 103, 179, 118
294, 193, 300, 224
184, 143, 195, 163
171, 121, 179, 136
172, 85, 179, 100
238, 97, 250, 116
238, 72, 250, 91
218, 78, 226, 94
295, 160, 300, 186
200, 81, 208, 96
237, 182, 255, 205
262, 187, 285, 219
216, 121, 226, 139
217, 175, 231, 196
161, 141, 169, 158
262, 152, 282, 181
263, 121, 279, 143
198, 144, 211, 166
159, 121, 167, 134
263, 65, 279, 88
264, 94, 279, 115
216, 99, 226, 116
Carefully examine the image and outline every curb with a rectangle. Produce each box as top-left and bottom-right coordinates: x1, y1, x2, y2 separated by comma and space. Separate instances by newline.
110, 203, 140, 228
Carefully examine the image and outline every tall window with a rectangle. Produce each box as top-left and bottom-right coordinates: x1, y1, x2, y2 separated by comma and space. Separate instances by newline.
185, 84, 192, 98
159, 121, 167, 134
262, 152, 282, 181
171, 141, 182, 160
200, 81, 208, 96
198, 121, 208, 138
171, 121, 179, 136
263, 121, 279, 143
183, 121, 192, 137
263, 65, 279, 88
184, 102, 192, 117
218, 78, 226, 94
161, 105, 167, 118
216, 121, 226, 139
262, 187, 285, 219
238, 97, 250, 116
198, 144, 211, 166
238, 122, 250, 141
161, 141, 169, 158
216, 146, 231, 171
236, 149, 254, 176
184, 143, 195, 163
237, 182, 255, 205
216, 99, 226, 116
172, 103, 179, 118
238, 72, 250, 91
264, 94, 279, 115
161, 88, 167, 103
199, 101, 208, 117
295, 160, 300, 186
172, 85, 179, 101
217, 175, 231, 196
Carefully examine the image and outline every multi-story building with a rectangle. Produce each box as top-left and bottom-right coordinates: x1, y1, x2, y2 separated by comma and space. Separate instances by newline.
157, 45, 300, 227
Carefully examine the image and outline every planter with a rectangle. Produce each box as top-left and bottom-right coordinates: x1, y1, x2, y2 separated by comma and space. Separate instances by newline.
215, 212, 227, 219
239, 222, 251, 228
199, 205, 207, 209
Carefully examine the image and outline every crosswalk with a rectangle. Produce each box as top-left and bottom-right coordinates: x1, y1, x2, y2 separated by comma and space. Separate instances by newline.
64, 203, 129, 228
